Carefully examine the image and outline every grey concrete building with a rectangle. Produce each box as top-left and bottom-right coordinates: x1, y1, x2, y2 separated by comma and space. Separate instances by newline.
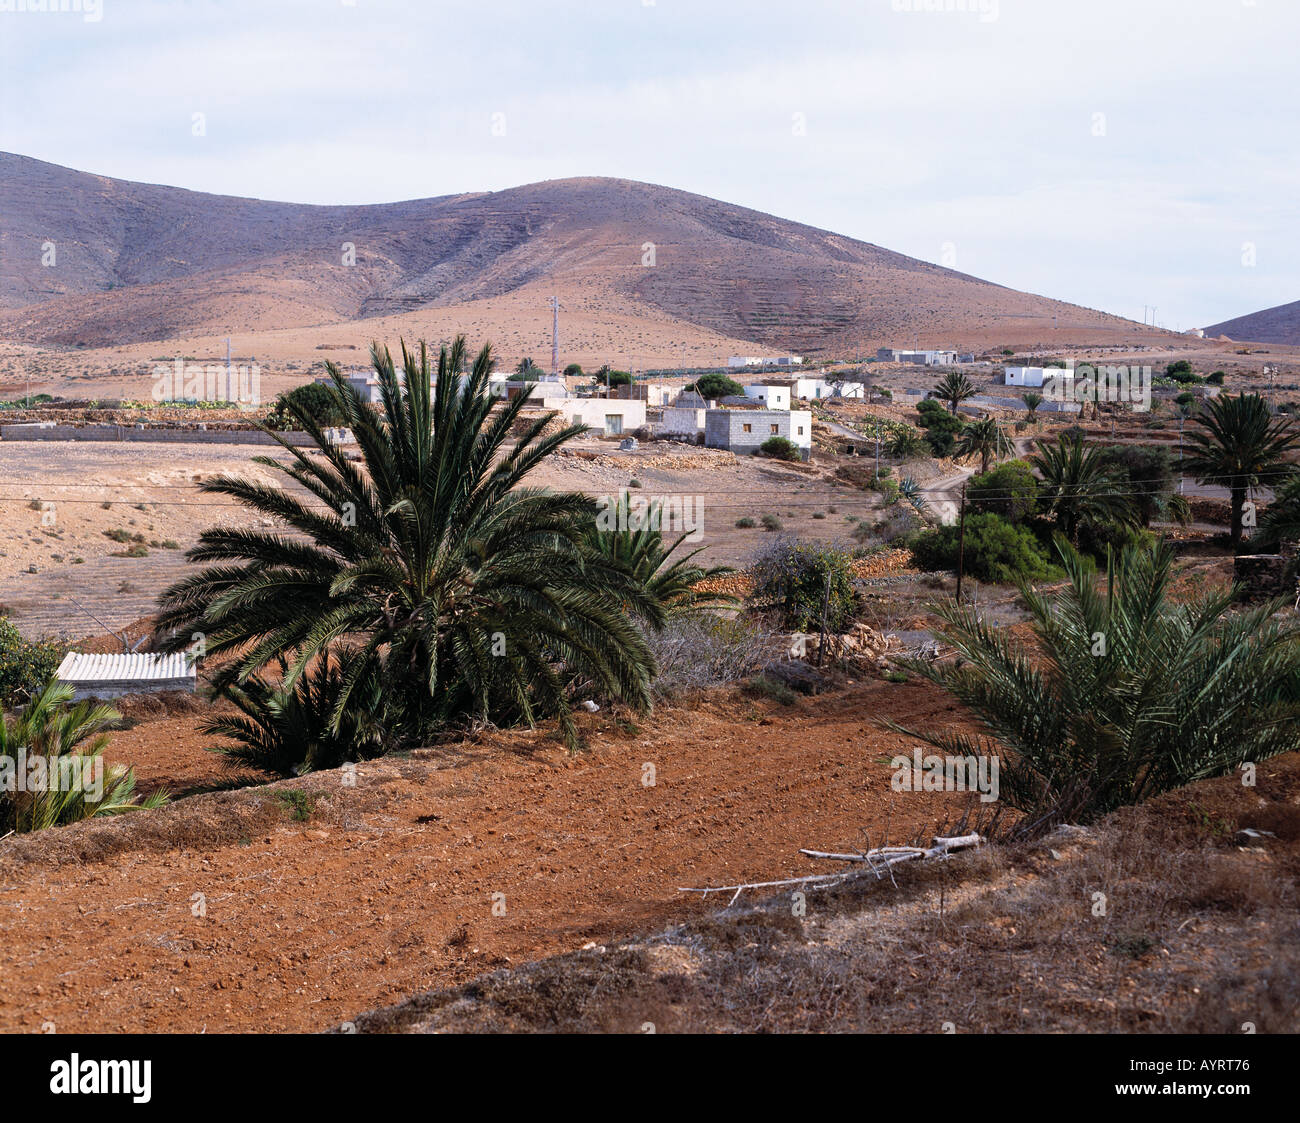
704, 408, 812, 460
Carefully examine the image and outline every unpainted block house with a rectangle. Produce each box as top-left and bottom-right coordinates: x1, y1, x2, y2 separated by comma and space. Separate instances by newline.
704, 409, 812, 460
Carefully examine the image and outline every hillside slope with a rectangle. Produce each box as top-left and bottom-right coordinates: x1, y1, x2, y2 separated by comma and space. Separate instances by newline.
1, 152, 1151, 355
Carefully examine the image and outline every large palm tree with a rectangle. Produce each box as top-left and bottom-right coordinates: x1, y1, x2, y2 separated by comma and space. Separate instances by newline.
892, 539, 1300, 835
583, 492, 735, 618
157, 336, 660, 752
1183, 392, 1300, 552
1030, 431, 1135, 544
1021, 391, 1043, 422
0, 680, 164, 834
954, 417, 1013, 474
934, 371, 975, 415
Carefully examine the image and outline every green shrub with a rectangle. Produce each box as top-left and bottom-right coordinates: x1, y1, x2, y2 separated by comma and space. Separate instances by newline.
968, 460, 1039, 524
736, 516, 758, 528
265, 382, 348, 431
759, 435, 801, 461
908, 512, 1057, 584
752, 539, 856, 632
1207, 370, 1226, 385
690, 373, 745, 400
0, 618, 65, 709
761, 514, 783, 531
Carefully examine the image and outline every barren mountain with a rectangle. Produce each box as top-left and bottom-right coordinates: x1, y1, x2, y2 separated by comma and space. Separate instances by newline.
1205, 299, 1300, 346
0, 151, 1168, 365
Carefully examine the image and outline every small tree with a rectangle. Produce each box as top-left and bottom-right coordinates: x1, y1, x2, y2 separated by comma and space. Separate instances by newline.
954, 417, 1012, 474
265, 383, 348, 431
1022, 391, 1043, 420
691, 373, 745, 401
934, 371, 976, 415
0, 617, 64, 709
752, 540, 855, 634
1184, 392, 1300, 552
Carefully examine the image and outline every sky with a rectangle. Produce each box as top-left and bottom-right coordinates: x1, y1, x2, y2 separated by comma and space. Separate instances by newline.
1, 0, 1296, 331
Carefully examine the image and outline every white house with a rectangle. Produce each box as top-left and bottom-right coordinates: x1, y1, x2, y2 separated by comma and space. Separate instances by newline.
743, 385, 792, 410
538, 397, 646, 436
1004, 366, 1076, 388
793, 378, 866, 400
727, 355, 803, 368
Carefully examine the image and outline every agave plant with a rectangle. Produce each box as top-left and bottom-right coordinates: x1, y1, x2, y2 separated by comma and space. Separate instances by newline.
0, 679, 165, 834
1031, 431, 1136, 544
157, 336, 660, 753
583, 492, 734, 619
892, 539, 1300, 834
898, 475, 926, 513
1184, 392, 1300, 552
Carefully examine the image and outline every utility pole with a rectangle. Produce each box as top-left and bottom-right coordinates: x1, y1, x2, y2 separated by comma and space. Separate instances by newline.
550, 296, 560, 378
954, 483, 969, 604
225, 337, 232, 403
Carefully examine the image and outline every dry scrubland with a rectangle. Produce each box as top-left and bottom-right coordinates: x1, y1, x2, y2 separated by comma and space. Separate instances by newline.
1, 340, 1298, 1035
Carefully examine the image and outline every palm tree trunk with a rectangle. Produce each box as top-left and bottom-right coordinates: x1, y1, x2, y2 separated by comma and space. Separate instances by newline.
1230, 484, 1245, 553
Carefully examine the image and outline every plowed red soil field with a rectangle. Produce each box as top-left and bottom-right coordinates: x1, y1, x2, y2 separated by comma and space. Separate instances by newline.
0, 677, 978, 1033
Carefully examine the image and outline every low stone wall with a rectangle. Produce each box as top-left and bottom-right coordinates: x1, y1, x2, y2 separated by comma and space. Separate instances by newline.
0, 423, 325, 446
1234, 546, 1298, 602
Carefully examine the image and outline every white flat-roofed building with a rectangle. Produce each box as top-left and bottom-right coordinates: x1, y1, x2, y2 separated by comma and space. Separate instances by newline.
1004, 366, 1076, 387
743, 385, 792, 410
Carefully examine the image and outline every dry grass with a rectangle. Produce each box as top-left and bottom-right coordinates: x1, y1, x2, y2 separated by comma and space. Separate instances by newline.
348, 754, 1300, 1034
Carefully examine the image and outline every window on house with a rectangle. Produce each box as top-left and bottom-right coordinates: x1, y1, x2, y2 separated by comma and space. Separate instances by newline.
770, 424, 779, 434
742, 423, 752, 433
797, 426, 804, 435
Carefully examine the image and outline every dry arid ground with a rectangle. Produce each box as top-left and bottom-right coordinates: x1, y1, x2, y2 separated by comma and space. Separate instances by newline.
348, 755, 1300, 1035
0, 678, 978, 1033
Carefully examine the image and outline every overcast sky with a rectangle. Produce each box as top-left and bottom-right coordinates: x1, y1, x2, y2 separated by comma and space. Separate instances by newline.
2, 0, 1296, 330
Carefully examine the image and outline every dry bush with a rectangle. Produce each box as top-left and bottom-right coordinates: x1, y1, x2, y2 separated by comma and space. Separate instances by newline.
644, 615, 782, 696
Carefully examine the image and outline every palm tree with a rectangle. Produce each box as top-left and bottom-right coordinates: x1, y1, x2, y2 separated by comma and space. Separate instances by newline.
1030, 431, 1134, 544
1257, 475, 1300, 551
201, 653, 391, 776
1183, 392, 1300, 553
1021, 391, 1043, 421
934, 371, 975, 415
954, 417, 1013, 474
515, 357, 543, 378
157, 336, 660, 754
583, 493, 734, 618
892, 539, 1300, 835
0, 680, 165, 834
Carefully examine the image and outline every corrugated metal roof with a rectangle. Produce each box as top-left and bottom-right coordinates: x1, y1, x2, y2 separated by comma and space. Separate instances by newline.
56, 651, 196, 683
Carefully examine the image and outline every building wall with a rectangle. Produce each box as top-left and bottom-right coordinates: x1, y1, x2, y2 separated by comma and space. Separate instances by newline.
743, 385, 792, 410
540, 398, 647, 435
793, 379, 865, 400
657, 407, 706, 437
704, 409, 812, 459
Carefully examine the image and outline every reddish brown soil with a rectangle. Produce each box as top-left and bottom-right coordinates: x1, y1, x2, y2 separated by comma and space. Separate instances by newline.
0, 678, 976, 1033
